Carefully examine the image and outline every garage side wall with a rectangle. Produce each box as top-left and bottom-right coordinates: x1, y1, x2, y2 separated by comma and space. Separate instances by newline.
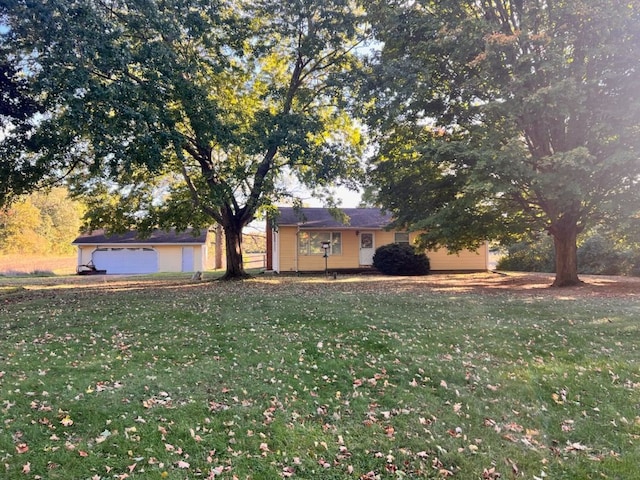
76, 244, 206, 273
77, 246, 94, 266
157, 246, 182, 272
157, 245, 205, 272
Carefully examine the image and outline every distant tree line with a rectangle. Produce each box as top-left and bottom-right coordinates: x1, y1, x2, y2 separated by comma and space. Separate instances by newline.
0, 188, 83, 255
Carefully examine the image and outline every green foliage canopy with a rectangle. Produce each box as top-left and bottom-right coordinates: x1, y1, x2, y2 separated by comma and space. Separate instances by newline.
2, 0, 366, 278
364, 0, 640, 286
0, 42, 44, 206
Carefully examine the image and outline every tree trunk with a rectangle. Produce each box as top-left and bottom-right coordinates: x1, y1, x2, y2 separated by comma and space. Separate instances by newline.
221, 219, 250, 280
214, 224, 223, 270
549, 219, 582, 287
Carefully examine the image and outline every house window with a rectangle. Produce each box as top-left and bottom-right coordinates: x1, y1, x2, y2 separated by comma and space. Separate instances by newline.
298, 232, 342, 255
394, 232, 410, 244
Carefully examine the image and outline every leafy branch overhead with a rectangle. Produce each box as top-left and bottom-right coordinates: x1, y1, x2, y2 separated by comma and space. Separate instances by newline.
2, 0, 367, 278
363, 0, 640, 286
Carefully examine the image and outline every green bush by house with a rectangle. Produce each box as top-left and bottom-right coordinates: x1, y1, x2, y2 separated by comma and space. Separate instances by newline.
373, 243, 430, 276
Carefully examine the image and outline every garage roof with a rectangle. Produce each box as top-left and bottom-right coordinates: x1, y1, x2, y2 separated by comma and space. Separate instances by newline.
274, 207, 393, 230
72, 228, 208, 245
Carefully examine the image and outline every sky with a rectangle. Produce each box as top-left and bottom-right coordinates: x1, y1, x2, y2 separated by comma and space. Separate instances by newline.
274, 170, 364, 209
294, 186, 363, 208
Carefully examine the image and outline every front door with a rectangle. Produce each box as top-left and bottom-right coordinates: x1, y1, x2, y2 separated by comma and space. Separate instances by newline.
359, 232, 375, 266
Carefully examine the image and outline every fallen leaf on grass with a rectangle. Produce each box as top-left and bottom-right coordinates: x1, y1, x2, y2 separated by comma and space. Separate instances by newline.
561, 420, 574, 432
565, 442, 589, 452
22, 463, 30, 474
16, 443, 29, 454
482, 466, 501, 478
208, 465, 225, 476
60, 415, 74, 426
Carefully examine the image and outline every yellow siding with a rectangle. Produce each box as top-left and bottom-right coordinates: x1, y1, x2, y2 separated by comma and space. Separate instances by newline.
154, 245, 206, 272
376, 231, 396, 246
425, 246, 488, 271
410, 233, 489, 271
158, 246, 182, 272
195, 246, 204, 271
277, 227, 299, 272
276, 228, 488, 272
297, 229, 361, 271
278, 227, 364, 271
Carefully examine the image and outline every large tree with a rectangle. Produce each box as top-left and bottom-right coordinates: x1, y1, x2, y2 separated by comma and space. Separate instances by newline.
364, 0, 640, 286
2, 0, 365, 279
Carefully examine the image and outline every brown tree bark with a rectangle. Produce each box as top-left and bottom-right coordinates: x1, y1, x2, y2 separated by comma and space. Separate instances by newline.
214, 224, 223, 270
221, 218, 250, 280
549, 216, 583, 287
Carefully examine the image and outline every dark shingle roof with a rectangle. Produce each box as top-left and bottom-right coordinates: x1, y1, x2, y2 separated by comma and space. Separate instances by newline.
72, 228, 208, 245
275, 207, 392, 229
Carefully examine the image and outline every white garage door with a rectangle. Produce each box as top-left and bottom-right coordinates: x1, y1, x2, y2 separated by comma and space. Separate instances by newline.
93, 248, 158, 274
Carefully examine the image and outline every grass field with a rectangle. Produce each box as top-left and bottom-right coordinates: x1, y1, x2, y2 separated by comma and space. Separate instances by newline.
0, 273, 639, 479
0, 255, 77, 276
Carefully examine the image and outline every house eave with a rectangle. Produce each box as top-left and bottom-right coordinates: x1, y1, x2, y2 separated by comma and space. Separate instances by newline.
278, 225, 389, 231
72, 242, 206, 247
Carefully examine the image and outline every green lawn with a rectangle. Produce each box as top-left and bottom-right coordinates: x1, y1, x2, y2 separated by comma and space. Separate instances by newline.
1, 274, 639, 479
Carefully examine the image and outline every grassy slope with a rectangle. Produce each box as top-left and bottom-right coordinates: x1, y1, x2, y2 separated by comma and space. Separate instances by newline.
0, 274, 638, 479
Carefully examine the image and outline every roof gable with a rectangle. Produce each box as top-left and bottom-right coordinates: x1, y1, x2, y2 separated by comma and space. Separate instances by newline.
72, 228, 208, 245
275, 207, 392, 230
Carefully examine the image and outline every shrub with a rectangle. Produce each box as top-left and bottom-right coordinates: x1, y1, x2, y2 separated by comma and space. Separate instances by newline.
497, 232, 640, 276
496, 236, 555, 272
577, 235, 622, 275
373, 243, 430, 276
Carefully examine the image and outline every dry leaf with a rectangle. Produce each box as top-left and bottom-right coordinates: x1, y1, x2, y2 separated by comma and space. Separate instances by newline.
60, 415, 74, 427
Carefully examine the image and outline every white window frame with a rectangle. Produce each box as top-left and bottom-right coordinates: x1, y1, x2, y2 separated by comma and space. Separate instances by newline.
298, 231, 342, 256
394, 232, 410, 244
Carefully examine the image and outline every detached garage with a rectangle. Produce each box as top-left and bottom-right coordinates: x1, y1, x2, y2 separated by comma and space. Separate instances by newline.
72, 229, 209, 274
